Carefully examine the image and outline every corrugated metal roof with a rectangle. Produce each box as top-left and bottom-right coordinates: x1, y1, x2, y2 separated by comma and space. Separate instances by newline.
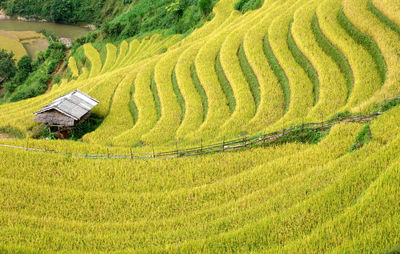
34, 90, 99, 120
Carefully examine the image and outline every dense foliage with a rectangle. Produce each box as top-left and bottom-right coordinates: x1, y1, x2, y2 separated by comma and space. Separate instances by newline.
2, 42, 66, 103
0, 49, 16, 84
234, 0, 264, 13
1, 0, 218, 42
0, 0, 109, 24
100, 0, 218, 41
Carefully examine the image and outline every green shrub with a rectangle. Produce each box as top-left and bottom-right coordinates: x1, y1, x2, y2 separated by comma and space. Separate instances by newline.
349, 124, 372, 152
269, 128, 330, 146
0, 126, 24, 139
199, 0, 213, 15
234, 0, 264, 13
70, 115, 103, 140
29, 124, 49, 139
176, 6, 202, 34
0, 49, 17, 83
52, 73, 62, 85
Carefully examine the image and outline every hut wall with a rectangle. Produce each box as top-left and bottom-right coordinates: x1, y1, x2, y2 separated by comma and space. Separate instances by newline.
34, 110, 75, 127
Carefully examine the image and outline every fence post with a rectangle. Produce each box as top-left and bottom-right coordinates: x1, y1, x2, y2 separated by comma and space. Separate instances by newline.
152, 145, 155, 158
26, 138, 29, 151
175, 141, 179, 157
107, 148, 109, 159
321, 113, 324, 128
130, 148, 133, 160
222, 137, 225, 152
200, 138, 203, 154
243, 136, 247, 147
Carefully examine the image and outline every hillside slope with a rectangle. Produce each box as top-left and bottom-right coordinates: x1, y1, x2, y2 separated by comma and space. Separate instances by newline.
0, 0, 400, 252
0, 0, 399, 145
0, 30, 27, 60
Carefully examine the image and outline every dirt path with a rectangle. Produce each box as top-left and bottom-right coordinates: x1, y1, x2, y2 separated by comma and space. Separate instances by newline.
0, 133, 13, 140
45, 50, 71, 93
0, 8, 11, 20
0, 30, 19, 40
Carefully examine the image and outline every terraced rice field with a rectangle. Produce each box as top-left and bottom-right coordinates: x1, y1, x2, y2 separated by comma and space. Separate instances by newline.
1, 0, 400, 252
0, 30, 28, 60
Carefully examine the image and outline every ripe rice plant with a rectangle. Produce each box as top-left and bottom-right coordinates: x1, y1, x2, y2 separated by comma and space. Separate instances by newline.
238, 43, 260, 111
172, 68, 185, 123
265, 3, 315, 132
338, 8, 386, 86
0, 72, 119, 133
83, 43, 103, 78
175, 42, 205, 140
0, 124, 362, 249
369, 0, 400, 34
1, 0, 400, 251
188, 12, 241, 141
120, 39, 141, 67
100, 43, 117, 74
0, 34, 27, 60
191, 63, 208, 121
110, 40, 129, 71
215, 53, 235, 113
291, 1, 348, 120
277, 137, 400, 253
120, 35, 181, 69
342, 0, 400, 111
141, 47, 186, 145
67, 56, 79, 78
176, 0, 238, 47
312, 14, 353, 101
317, 0, 381, 109
243, 0, 296, 133
112, 57, 161, 147
288, 19, 319, 106
172, 136, 399, 252
83, 68, 139, 145
84, 70, 126, 117
218, 12, 259, 137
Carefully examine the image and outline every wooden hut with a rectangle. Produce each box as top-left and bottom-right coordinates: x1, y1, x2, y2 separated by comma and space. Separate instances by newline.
34, 90, 99, 137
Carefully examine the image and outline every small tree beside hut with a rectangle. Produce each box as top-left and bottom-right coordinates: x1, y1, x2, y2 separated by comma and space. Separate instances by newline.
34, 90, 99, 138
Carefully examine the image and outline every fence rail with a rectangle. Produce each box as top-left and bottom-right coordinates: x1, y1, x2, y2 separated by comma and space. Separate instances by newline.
0, 112, 383, 160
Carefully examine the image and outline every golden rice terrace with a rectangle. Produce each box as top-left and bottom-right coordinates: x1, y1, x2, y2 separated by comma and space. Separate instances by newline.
0, 0, 400, 252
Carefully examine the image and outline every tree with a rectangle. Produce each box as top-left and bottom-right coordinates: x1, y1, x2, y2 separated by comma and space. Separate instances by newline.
18, 55, 33, 74
51, 0, 72, 22
0, 49, 17, 84
102, 21, 124, 39
10, 55, 33, 85
176, 6, 202, 33
198, 0, 213, 15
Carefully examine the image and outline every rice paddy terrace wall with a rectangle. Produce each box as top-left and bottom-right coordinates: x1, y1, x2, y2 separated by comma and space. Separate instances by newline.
1, 0, 400, 252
